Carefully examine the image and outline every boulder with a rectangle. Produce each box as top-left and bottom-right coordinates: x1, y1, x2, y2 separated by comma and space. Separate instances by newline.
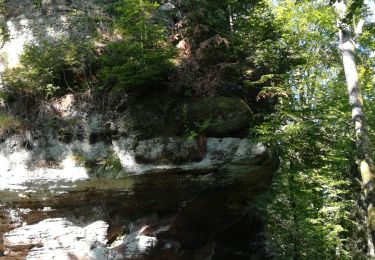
124, 96, 253, 138
183, 96, 253, 136
4, 219, 108, 260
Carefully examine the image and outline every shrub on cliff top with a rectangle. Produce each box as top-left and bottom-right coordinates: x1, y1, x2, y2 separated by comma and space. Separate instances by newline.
97, 0, 175, 95
1, 39, 97, 100
98, 40, 175, 94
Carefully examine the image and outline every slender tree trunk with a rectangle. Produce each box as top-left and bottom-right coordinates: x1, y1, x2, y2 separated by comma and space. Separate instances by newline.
333, 1, 375, 255
228, 4, 234, 32
288, 169, 300, 260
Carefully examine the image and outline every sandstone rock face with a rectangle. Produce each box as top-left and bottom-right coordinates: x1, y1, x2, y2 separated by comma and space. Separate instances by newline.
0, 2, 276, 258
4, 219, 108, 259
0, 94, 277, 259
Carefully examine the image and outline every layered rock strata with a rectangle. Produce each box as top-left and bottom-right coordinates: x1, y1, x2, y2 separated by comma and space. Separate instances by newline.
0, 95, 277, 259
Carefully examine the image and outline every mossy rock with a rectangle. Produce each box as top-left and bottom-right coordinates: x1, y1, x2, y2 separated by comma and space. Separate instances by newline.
126, 96, 176, 139
126, 96, 253, 138
188, 97, 253, 136
166, 97, 253, 137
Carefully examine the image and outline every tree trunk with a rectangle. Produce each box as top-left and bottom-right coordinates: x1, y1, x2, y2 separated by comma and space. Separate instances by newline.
228, 4, 234, 32
333, 1, 375, 255
288, 168, 300, 260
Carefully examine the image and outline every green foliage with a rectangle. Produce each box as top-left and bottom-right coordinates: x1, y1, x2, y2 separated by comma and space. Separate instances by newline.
97, 0, 175, 94
0, 0, 8, 42
252, 0, 373, 258
32, 0, 42, 9
184, 119, 210, 141
97, 153, 123, 177
73, 152, 123, 178
357, 19, 375, 162
172, 0, 294, 97
115, 0, 163, 45
2, 39, 96, 99
98, 40, 175, 94
1, 0, 174, 98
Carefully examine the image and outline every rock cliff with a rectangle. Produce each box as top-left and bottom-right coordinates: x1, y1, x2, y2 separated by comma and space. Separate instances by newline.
0, 1, 278, 259
0, 94, 277, 259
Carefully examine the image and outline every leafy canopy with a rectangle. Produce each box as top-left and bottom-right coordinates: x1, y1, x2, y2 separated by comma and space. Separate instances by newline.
97, 0, 175, 94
